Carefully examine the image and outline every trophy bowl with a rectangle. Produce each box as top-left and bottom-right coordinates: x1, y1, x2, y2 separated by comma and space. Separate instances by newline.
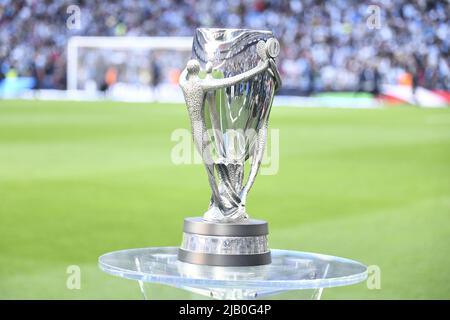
178, 28, 281, 266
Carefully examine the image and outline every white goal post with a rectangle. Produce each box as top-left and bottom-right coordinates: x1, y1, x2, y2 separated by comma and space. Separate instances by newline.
67, 36, 192, 91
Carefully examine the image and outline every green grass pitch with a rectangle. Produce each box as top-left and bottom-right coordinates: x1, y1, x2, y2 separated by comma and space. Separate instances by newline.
0, 99, 449, 299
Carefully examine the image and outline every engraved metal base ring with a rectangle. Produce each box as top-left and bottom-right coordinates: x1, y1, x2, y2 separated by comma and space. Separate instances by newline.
178, 217, 271, 266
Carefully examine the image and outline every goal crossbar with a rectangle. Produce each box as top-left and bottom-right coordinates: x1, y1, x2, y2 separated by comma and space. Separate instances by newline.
67, 36, 193, 90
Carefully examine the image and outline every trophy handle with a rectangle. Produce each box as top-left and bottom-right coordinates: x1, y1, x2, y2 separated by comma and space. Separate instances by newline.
200, 60, 270, 91
239, 118, 269, 204
179, 50, 281, 93
179, 62, 225, 212
199, 38, 282, 92
268, 59, 282, 90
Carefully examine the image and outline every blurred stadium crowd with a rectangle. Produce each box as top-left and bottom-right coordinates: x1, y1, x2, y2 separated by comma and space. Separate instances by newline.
0, 0, 448, 94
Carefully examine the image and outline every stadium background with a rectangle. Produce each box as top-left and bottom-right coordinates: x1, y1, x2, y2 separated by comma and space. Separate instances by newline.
0, 0, 449, 299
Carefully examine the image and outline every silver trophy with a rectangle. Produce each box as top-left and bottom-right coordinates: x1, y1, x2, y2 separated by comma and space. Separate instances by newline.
178, 28, 282, 266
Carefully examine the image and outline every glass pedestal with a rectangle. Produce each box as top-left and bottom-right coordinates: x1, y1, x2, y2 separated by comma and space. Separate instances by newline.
99, 247, 367, 300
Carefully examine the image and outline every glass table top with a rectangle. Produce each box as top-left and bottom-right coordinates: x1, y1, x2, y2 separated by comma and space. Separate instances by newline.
99, 247, 367, 291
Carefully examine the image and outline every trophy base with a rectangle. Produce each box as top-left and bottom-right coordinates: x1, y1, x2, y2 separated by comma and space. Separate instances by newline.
178, 217, 271, 266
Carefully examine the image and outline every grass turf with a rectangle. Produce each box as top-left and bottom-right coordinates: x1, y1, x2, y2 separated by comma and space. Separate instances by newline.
0, 99, 449, 299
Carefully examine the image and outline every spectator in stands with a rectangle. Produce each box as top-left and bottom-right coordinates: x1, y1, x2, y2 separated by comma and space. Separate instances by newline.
0, 0, 448, 94
0, 59, 4, 83
101, 66, 118, 92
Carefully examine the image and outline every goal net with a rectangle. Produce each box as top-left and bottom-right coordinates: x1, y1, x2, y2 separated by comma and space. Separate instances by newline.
67, 36, 192, 102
